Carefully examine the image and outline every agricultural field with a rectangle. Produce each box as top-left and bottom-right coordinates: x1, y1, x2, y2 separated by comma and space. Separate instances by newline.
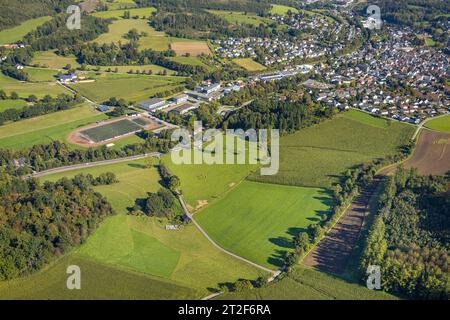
67, 73, 185, 103
233, 58, 266, 71
17, 159, 265, 297
0, 16, 51, 45
24, 67, 59, 82
249, 110, 415, 188
208, 10, 272, 26
31, 50, 81, 69
0, 104, 107, 150
424, 115, 450, 133
0, 73, 67, 98
171, 41, 212, 57
169, 56, 212, 70
92, 7, 156, 19
88, 64, 175, 75
0, 99, 28, 112
196, 181, 332, 268
269, 4, 299, 15
219, 266, 397, 300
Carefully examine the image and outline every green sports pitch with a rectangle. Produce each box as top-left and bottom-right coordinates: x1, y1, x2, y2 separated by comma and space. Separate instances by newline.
80, 119, 143, 143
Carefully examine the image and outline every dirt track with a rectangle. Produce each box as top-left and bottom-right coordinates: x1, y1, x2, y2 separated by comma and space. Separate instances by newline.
403, 129, 450, 176
302, 178, 380, 275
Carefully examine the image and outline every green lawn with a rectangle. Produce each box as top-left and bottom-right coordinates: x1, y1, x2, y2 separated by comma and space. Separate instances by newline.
0, 73, 67, 98
0, 104, 107, 150
425, 115, 450, 133
208, 10, 272, 26
0, 99, 28, 112
37, 160, 264, 294
233, 58, 266, 71
219, 266, 397, 300
249, 110, 415, 188
31, 50, 81, 69
68, 73, 185, 103
0, 16, 51, 45
196, 181, 332, 268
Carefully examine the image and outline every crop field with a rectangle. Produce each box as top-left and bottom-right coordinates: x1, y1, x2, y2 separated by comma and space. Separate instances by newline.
171, 41, 212, 57
0, 99, 28, 112
80, 119, 143, 143
196, 181, 332, 268
0, 104, 107, 150
0, 16, 51, 45
32, 160, 264, 296
0, 73, 67, 98
219, 266, 397, 300
233, 58, 266, 71
208, 10, 272, 26
31, 50, 81, 69
249, 110, 415, 188
24, 67, 59, 82
425, 115, 450, 133
68, 73, 185, 103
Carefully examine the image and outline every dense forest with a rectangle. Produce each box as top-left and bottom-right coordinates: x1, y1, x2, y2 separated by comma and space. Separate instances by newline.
0, 171, 117, 280
360, 168, 449, 299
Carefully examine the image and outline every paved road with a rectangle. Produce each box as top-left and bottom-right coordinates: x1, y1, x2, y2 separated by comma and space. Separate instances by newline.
412, 113, 449, 140
30, 152, 161, 178
178, 194, 279, 276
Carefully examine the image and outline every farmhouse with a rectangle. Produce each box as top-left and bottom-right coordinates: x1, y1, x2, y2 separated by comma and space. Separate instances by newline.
59, 73, 78, 83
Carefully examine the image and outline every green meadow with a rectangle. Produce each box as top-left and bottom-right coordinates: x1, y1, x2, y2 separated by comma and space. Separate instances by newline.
0, 104, 107, 150
0, 99, 28, 112
92, 7, 156, 19
425, 115, 450, 133
31, 50, 81, 69
68, 73, 185, 103
88, 64, 175, 75
0, 16, 51, 45
208, 10, 272, 26
196, 181, 332, 268
269, 4, 299, 15
24, 67, 59, 82
233, 58, 266, 71
169, 56, 212, 70
249, 110, 415, 188
0, 73, 67, 98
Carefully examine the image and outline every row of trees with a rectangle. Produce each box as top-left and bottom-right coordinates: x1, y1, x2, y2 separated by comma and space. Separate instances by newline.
360, 168, 449, 299
0, 171, 116, 280
0, 94, 83, 126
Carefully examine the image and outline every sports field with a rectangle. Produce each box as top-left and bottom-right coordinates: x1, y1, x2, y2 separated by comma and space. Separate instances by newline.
0, 73, 67, 98
424, 115, 450, 133
0, 16, 51, 45
249, 110, 415, 188
233, 58, 266, 71
15, 160, 264, 297
0, 104, 107, 150
196, 181, 332, 268
68, 73, 185, 103
80, 119, 143, 143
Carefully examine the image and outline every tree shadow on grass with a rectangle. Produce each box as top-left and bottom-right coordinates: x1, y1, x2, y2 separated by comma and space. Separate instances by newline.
128, 163, 146, 169
267, 249, 288, 268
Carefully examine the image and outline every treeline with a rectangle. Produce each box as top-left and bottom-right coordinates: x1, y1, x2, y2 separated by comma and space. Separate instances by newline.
360, 168, 449, 299
0, 132, 176, 176
0, 94, 83, 126
0, 171, 116, 280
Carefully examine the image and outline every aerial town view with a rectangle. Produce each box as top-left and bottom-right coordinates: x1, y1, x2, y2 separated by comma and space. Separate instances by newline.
0, 0, 448, 309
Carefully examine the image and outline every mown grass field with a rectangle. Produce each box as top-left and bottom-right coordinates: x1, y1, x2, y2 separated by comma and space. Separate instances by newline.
26, 160, 264, 296
233, 58, 266, 71
0, 16, 51, 45
31, 50, 81, 69
0, 104, 107, 150
0, 73, 67, 98
208, 10, 272, 26
197, 181, 332, 268
106, 0, 138, 10
219, 266, 397, 300
249, 110, 415, 188
425, 115, 450, 133
24, 67, 59, 82
0, 99, 28, 112
68, 73, 185, 103
169, 56, 212, 70
93, 7, 156, 19
269, 4, 299, 15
